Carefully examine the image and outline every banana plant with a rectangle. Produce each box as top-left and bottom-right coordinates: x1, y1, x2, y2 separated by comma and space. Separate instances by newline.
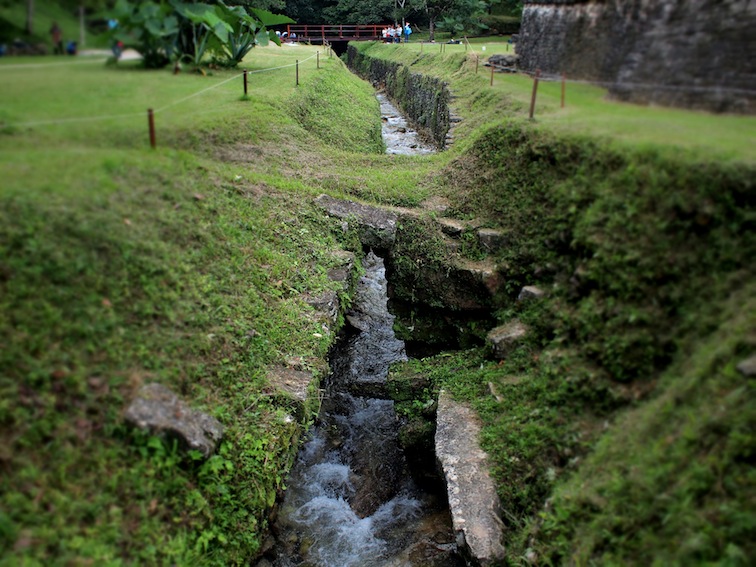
170, 1, 232, 69
109, 0, 180, 68
215, 1, 294, 67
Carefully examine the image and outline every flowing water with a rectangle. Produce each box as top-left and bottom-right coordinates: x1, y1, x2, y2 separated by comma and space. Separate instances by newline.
269, 252, 462, 567
377, 93, 437, 156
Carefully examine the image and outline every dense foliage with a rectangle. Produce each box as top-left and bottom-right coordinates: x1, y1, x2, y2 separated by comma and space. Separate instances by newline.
108, 0, 293, 68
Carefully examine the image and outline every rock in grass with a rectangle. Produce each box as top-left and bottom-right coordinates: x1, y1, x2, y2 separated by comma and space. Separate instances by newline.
477, 228, 508, 253
736, 355, 756, 377
517, 285, 545, 302
486, 320, 528, 359
124, 383, 223, 458
315, 194, 398, 250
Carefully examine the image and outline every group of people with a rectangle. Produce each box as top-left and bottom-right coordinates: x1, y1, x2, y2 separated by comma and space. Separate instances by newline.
382, 23, 412, 43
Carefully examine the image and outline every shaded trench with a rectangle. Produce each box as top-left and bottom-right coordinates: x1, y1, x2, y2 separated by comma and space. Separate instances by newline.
268, 252, 463, 567
264, 82, 488, 567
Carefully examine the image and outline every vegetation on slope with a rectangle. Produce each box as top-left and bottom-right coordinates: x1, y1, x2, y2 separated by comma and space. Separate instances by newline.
361, 44, 756, 565
0, 46, 376, 565
1, 21, 754, 567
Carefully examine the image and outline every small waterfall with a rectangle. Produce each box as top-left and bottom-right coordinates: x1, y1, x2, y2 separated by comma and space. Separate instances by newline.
268, 252, 461, 567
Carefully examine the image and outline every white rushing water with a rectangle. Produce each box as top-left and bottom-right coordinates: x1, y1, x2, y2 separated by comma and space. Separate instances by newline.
377, 93, 436, 156
269, 253, 461, 567
276, 396, 423, 567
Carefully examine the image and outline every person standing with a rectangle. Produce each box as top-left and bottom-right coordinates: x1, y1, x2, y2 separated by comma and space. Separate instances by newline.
50, 21, 63, 55
404, 23, 412, 43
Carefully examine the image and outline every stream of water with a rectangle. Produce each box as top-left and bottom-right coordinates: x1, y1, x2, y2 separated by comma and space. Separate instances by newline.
377, 93, 437, 156
269, 252, 461, 567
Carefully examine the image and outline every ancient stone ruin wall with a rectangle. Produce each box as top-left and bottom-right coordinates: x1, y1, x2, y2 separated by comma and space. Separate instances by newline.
517, 0, 756, 113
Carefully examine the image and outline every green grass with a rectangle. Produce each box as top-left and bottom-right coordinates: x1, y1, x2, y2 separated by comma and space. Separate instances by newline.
1, 32, 754, 567
353, 41, 756, 165
355, 40, 755, 565
0, 44, 383, 565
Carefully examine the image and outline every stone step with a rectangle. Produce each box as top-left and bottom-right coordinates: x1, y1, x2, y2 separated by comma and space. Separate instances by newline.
435, 390, 506, 566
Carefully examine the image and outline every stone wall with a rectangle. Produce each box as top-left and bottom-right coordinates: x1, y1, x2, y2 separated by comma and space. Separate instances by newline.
517, 0, 756, 113
346, 45, 452, 147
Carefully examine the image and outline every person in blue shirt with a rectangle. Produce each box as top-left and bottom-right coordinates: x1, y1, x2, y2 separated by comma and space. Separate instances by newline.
404, 23, 412, 43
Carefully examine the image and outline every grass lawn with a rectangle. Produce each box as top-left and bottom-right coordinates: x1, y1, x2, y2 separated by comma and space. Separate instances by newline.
0, 44, 382, 565
362, 40, 756, 164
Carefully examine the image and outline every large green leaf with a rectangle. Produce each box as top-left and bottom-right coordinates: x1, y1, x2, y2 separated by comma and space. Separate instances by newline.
250, 8, 295, 27
254, 28, 269, 48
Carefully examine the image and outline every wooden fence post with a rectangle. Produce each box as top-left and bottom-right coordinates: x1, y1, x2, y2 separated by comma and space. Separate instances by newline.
490, 64, 495, 86
529, 69, 541, 119
147, 108, 156, 149
561, 73, 566, 108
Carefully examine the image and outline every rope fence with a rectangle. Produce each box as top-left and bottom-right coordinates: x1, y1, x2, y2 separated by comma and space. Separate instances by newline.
8, 51, 321, 147
457, 39, 756, 118
8, 42, 753, 138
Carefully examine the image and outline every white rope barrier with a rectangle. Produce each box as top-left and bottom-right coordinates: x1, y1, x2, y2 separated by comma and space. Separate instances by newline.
8, 51, 322, 128
0, 58, 108, 70
154, 72, 245, 113
514, 69, 756, 96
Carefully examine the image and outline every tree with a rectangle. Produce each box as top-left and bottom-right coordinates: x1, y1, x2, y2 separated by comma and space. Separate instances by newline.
26, 0, 33, 35
488, 0, 522, 17
222, 0, 287, 11
421, 0, 458, 41
282, 0, 331, 24
322, 0, 395, 25
437, 0, 489, 37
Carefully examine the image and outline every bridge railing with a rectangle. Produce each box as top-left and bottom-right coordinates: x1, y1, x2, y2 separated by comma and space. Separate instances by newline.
283, 24, 392, 42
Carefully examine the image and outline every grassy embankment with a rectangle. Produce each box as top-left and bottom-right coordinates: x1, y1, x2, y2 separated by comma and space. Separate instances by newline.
351, 41, 755, 565
0, 43, 440, 565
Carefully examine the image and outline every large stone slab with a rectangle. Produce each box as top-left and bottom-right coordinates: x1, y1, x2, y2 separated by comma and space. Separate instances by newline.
315, 194, 398, 250
435, 390, 505, 566
124, 383, 223, 458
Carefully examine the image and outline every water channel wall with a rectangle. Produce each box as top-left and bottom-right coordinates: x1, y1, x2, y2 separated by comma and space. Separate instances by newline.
517, 0, 756, 113
346, 45, 453, 148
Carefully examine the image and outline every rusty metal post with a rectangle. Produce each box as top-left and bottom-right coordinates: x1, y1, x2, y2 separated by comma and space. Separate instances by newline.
317, 51, 320, 69
243, 70, 248, 95
529, 70, 541, 119
561, 73, 566, 108
476, 55, 479, 74
490, 63, 494, 86
147, 108, 156, 149
296, 59, 299, 86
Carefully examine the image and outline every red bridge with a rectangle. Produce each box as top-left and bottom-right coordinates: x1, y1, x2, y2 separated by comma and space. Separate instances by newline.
283, 24, 393, 44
